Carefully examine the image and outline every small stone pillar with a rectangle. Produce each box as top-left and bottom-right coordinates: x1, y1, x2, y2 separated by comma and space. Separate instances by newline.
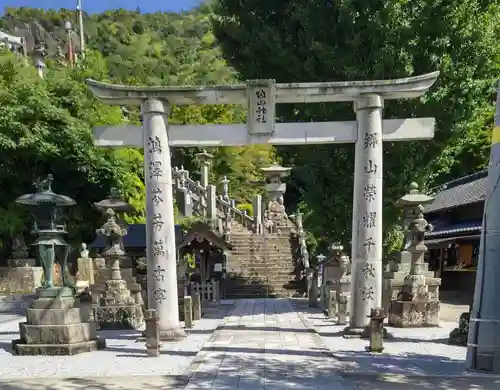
310, 254, 325, 308
192, 292, 201, 321
338, 295, 348, 325
389, 195, 440, 327
366, 308, 385, 352
184, 296, 193, 329
252, 194, 262, 233
145, 309, 160, 357
206, 184, 217, 225
94, 209, 144, 329
327, 291, 337, 319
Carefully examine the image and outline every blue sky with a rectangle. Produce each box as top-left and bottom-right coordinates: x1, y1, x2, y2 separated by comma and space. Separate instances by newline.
0, 0, 205, 14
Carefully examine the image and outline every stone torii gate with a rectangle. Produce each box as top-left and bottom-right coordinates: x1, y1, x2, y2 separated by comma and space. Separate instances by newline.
87, 72, 439, 338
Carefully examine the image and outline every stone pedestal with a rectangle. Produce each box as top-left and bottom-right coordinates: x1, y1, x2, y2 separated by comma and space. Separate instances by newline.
383, 250, 440, 315
0, 265, 43, 295
12, 287, 105, 355
95, 278, 144, 329
92, 258, 142, 306
390, 299, 440, 327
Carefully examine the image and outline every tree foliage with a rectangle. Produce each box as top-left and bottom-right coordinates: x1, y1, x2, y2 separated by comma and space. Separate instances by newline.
0, 2, 498, 257
212, 0, 500, 249
0, 6, 275, 255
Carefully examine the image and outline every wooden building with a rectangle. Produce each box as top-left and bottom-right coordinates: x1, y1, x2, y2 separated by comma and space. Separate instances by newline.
424, 170, 486, 293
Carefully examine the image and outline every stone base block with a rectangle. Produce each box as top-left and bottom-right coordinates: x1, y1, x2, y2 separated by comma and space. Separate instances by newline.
159, 327, 186, 341
19, 322, 97, 344
389, 299, 440, 327
342, 325, 369, 339
343, 325, 393, 340
26, 306, 92, 326
12, 338, 106, 356
94, 304, 144, 329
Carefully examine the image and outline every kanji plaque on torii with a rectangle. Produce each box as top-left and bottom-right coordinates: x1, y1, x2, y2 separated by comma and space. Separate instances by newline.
87, 71, 439, 338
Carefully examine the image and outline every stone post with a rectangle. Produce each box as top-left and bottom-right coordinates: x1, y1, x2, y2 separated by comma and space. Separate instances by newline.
366, 308, 385, 353
328, 291, 337, 319
221, 176, 230, 201
196, 149, 213, 188
308, 267, 318, 308
184, 296, 193, 329
142, 99, 185, 340
192, 292, 201, 321
252, 194, 262, 233
348, 95, 384, 334
145, 309, 160, 357
206, 184, 217, 223
338, 295, 348, 325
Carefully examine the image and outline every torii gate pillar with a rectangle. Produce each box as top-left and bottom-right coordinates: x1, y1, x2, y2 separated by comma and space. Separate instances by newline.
87, 72, 439, 337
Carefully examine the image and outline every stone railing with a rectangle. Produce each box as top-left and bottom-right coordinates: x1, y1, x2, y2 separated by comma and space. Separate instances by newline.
171, 166, 260, 235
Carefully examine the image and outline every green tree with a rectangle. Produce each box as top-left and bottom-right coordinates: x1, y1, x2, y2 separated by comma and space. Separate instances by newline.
0, 51, 143, 249
212, 0, 500, 248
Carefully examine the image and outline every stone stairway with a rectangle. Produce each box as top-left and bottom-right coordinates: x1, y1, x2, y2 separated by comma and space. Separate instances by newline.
171, 165, 303, 299
224, 231, 300, 298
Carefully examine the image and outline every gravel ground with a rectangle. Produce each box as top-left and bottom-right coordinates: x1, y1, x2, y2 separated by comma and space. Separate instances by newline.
0, 305, 229, 379
294, 301, 471, 377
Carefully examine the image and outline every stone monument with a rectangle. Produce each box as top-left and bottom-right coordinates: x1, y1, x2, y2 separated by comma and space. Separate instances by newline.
383, 183, 440, 316
12, 174, 105, 355
93, 209, 144, 329
389, 188, 441, 327
0, 234, 42, 295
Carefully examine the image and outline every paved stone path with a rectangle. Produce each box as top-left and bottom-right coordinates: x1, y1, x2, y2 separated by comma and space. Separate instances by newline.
185, 299, 348, 390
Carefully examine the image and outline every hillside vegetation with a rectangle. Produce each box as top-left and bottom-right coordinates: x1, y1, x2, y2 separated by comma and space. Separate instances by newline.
0, 2, 498, 254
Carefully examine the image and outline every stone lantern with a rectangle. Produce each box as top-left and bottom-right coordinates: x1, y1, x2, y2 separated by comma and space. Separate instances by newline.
94, 187, 135, 228
12, 174, 104, 355
383, 183, 438, 315
389, 183, 441, 327
93, 209, 143, 330
261, 163, 292, 203
261, 163, 292, 232
15, 174, 76, 291
94, 187, 135, 266
92, 189, 143, 316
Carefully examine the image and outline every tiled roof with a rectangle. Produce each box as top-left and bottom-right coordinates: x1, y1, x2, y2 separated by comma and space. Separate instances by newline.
424, 170, 487, 214
425, 219, 482, 238
90, 224, 182, 248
